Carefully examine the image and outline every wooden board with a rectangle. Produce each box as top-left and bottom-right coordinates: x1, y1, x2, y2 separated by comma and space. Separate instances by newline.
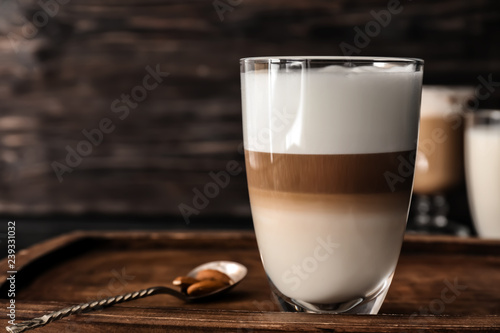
1, 231, 500, 332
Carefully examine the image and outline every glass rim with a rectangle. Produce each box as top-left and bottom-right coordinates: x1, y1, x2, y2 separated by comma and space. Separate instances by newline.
240, 56, 424, 65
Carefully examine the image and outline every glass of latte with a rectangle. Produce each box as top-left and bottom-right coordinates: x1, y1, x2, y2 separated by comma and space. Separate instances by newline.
240, 57, 423, 314
409, 86, 474, 234
465, 110, 500, 238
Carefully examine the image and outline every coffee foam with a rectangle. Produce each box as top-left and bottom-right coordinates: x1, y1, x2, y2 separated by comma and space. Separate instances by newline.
420, 86, 474, 118
241, 67, 422, 154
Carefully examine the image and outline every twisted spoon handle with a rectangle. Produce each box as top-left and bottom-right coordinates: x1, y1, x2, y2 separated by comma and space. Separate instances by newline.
6, 286, 187, 333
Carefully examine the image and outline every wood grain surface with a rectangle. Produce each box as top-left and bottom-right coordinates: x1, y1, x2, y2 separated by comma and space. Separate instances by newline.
0, 0, 499, 218
0, 231, 499, 331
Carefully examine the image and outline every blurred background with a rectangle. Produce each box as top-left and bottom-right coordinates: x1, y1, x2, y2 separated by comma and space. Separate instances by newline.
0, 0, 499, 250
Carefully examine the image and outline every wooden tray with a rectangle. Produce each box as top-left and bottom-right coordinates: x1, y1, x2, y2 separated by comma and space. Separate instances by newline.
1, 231, 499, 332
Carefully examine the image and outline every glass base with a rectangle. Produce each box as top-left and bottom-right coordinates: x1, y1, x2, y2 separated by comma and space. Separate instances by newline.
269, 273, 394, 314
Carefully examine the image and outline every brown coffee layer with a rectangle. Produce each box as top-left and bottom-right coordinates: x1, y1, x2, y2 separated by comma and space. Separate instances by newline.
245, 150, 415, 194
413, 116, 464, 194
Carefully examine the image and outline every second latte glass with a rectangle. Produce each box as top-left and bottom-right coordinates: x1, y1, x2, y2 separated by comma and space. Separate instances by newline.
465, 110, 500, 238
241, 57, 424, 314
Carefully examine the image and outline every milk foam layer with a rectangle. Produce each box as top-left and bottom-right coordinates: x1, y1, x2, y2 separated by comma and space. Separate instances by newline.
421, 86, 474, 117
242, 66, 422, 154
250, 188, 409, 304
466, 126, 500, 238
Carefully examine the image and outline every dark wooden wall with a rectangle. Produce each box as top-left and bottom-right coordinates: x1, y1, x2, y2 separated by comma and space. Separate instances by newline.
0, 0, 499, 221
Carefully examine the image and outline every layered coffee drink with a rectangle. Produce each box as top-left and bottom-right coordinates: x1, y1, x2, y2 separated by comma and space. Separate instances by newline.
241, 58, 423, 311
413, 87, 474, 194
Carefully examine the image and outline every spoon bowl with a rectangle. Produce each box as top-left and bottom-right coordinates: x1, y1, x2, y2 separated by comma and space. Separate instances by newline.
187, 261, 248, 300
186, 260, 248, 301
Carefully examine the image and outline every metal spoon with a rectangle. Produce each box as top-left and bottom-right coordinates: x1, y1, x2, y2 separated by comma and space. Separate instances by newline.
6, 261, 247, 333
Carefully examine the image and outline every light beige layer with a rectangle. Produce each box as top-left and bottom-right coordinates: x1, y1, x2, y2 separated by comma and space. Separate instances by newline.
248, 187, 411, 213
249, 188, 411, 304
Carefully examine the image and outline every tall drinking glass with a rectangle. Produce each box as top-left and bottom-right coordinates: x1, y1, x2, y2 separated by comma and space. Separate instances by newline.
465, 110, 500, 238
240, 57, 423, 314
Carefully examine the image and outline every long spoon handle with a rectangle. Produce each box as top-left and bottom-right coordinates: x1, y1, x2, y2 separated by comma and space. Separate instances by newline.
6, 286, 187, 333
